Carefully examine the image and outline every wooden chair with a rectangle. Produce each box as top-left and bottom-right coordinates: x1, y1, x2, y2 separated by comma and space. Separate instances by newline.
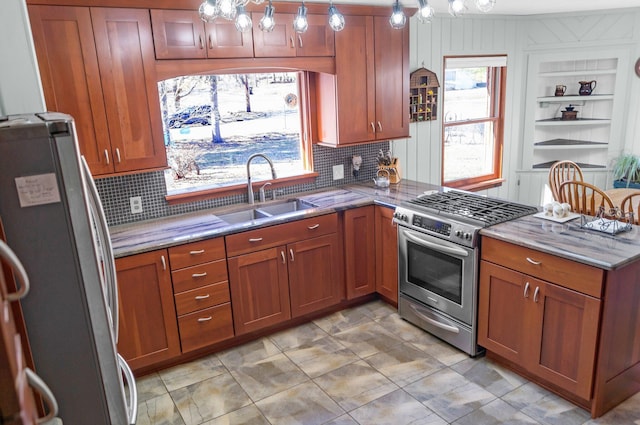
558, 180, 614, 216
548, 160, 584, 202
618, 191, 640, 224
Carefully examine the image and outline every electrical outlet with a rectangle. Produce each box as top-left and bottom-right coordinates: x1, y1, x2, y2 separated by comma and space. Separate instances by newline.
130, 196, 143, 214
332, 164, 344, 180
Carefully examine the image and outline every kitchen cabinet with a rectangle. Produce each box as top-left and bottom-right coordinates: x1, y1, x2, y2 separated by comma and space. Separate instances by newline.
150, 9, 254, 59
253, 14, 334, 57
28, 6, 167, 176
344, 206, 376, 299
478, 237, 602, 402
226, 214, 342, 335
315, 15, 409, 145
115, 250, 180, 370
375, 205, 398, 306
168, 238, 234, 353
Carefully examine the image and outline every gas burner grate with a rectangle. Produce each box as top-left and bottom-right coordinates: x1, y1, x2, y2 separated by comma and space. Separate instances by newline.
406, 191, 538, 226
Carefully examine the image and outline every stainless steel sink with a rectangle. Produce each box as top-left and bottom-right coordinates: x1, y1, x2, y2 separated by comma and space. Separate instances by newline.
216, 199, 317, 225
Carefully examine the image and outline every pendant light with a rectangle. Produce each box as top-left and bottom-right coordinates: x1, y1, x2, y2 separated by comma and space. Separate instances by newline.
293, 2, 309, 34
416, 0, 435, 23
198, 0, 219, 22
328, 1, 345, 32
235, 5, 252, 32
259, 0, 276, 32
475, 0, 496, 12
449, 0, 466, 16
389, 0, 406, 29
217, 0, 237, 20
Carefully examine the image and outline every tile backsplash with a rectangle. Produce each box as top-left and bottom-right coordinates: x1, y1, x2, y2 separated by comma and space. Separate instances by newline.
96, 142, 390, 226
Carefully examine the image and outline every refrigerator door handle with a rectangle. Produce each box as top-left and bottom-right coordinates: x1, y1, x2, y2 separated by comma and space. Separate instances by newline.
25, 367, 59, 424
81, 156, 120, 342
0, 240, 30, 301
118, 354, 138, 424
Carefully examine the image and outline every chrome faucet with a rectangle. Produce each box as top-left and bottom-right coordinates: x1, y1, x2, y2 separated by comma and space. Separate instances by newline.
246, 153, 277, 204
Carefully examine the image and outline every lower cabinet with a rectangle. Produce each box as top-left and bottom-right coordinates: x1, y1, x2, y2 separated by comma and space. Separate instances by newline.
226, 214, 342, 335
375, 205, 398, 305
344, 206, 376, 299
115, 250, 180, 370
478, 237, 602, 401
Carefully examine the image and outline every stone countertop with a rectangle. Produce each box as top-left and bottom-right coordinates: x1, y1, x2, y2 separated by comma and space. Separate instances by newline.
110, 180, 442, 258
480, 214, 640, 270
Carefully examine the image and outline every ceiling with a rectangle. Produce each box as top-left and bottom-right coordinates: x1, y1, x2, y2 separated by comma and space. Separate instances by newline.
326, 0, 639, 15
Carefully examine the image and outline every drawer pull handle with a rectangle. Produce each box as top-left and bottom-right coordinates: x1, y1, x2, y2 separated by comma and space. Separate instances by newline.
199, 34, 204, 49
115, 148, 121, 163
192, 272, 207, 278
195, 294, 210, 300
198, 316, 213, 322
523, 281, 530, 298
104, 149, 110, 165
249, 237, 263, 242
190, 249, 205, 255
307, 224, 320, 230
377, 121, 383, 132
298, 35, 303, 48
534, 286, 540, 303
281, 250, 286, 264
161, 255, 166, 271
526, 257, 541, 265
370, 122, 375, 132
289, 248, 295, 262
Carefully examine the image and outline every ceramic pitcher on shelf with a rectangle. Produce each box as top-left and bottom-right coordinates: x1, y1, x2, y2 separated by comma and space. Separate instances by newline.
579, 80, 596, 95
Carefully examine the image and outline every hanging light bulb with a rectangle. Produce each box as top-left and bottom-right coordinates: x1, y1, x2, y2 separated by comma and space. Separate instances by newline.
328, 2, 345, 32
217, 0, 237, 20
475, 0, 495, 12
389, 0, 406, 29
293, 2, 309, 33
259, 0, 276, 32
199, 0, 219, 22
449, 0, 466, 16
235, 5, 252, 32
416, 0, 435, 23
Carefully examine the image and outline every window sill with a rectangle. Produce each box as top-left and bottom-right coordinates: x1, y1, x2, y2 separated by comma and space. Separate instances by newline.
448, 178, 505, 192
165, 172, 319, 205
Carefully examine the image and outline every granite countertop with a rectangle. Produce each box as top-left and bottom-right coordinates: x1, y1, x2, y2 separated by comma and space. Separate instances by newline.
480, 214, 640, 270
110, 180, 441, 258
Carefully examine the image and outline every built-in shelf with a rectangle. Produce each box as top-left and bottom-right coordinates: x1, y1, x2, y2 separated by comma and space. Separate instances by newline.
535, 118, 611, 126
537, 94, 614, 104
533, 161, 607, 169
534, 138, 608, 146
538, 69, 616, 78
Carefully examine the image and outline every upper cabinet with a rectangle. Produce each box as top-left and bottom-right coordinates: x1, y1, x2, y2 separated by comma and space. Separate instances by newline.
315, 15, 409, 146
253, 14, 335, 57
522, 49, 629, 172
151, 9, 254, 59
29, 5, 167, 176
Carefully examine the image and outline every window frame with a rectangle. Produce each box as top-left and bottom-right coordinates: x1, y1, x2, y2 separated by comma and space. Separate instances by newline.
158, 69, 318, 205
441, 56, 507, 191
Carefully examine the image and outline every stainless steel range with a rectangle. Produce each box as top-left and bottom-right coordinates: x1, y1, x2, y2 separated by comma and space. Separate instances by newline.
393, 190, 538, 356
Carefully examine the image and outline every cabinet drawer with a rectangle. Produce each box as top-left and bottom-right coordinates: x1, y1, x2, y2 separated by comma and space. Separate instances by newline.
481, 237, 604, 298
178, 303, 234, 353
171, 260, 228, 293
174, 281, 230, 316
225, 213, 338, 256
168, 238, 225, 270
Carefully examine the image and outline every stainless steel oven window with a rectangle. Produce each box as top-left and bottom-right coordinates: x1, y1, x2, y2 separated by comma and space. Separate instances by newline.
407, 240, 463, 304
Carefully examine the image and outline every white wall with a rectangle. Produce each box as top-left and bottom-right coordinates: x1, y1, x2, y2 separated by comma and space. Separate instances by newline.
0, 0, 45, 115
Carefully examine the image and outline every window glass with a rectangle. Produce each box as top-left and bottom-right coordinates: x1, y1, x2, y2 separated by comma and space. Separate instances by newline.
158, 72, 305, 194
443, 56, 506, 188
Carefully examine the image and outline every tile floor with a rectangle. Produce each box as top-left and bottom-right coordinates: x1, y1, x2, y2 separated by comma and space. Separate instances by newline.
134, 300, 640, 425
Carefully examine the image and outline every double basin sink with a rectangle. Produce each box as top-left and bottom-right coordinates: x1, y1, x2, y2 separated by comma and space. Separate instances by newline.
215, 199, 318, 225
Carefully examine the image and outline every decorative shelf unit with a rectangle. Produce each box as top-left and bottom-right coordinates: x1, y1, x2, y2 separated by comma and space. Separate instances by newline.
409, 68, 439, 122
522, 49, 628, 171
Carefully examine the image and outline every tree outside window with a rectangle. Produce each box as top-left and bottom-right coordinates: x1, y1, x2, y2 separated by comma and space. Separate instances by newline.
442, 56, 507, 190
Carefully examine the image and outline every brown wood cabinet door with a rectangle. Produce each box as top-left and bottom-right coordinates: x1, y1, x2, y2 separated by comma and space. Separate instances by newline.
375, 206, 398, 306
477, 260, 527, 364
288, 233, 342, 318
253, 13, 296, 57
228, 246, 291, 335
295, 14, 335, 57
205, 21, 254, 58
373, 16, 409, 140
115, 250, 180, 370
28, 5, 112, 176
344, 206, 376, 299
150, 9, 207, 59
91, 8, 167, 173
529, 281, 600, 400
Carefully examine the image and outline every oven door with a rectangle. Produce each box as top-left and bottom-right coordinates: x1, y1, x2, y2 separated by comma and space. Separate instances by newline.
398, 226, 477, 326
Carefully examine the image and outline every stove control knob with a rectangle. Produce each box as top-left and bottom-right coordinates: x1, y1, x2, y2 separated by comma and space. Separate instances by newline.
464, 232, 472, 240
393, 212, 408, 222
455, 230, 463, 238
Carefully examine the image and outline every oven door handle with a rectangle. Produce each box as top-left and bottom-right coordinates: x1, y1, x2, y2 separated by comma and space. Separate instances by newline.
402, 229, 469, 257
409, 304, 460, 334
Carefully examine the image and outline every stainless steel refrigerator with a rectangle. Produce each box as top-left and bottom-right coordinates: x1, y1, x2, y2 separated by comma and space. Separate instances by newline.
0, 112, 137, 424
